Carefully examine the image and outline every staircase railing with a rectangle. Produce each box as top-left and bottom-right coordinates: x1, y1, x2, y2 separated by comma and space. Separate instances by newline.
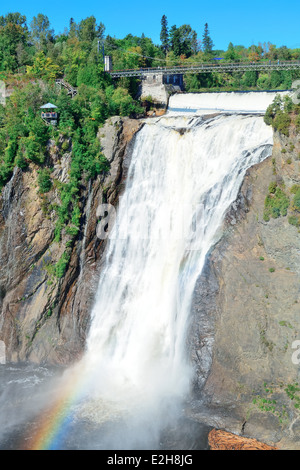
55, 79, 77, 98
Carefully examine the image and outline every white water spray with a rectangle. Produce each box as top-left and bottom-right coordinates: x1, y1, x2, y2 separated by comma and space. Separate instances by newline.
78, 94, 276, 442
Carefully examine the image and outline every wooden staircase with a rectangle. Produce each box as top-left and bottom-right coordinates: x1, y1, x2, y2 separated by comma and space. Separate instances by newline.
55, 79, 77, 98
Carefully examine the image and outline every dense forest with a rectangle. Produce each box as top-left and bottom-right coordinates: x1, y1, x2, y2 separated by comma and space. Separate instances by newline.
1, 12, 300, 90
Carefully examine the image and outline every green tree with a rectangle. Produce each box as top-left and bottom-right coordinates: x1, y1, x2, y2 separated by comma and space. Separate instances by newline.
0, 13, 29, 71
69, 18, 78, 39
16, 42, 30, 69
26, 51, 60, 80
30, 14, 54, 52
169, 25, 181, 57
77, 63, 102, 87
191, 30, 199, 55
273, 111, 291, 136
169, 24, 197, 58
277, 45, 291, 61
243, 70, 258, 87
37, 168, 52, 193
177, 24, 197, 57
202, 23, 214, 55
78, 16, 105, 44
160, 15, 169, 54
270, 70, 283, 88
225, 42, 239, 61
61, 37, 87, 85
0, 12, 27, 27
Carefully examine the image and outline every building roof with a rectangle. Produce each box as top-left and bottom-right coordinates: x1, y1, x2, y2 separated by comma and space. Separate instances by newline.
40, 103, 58, 109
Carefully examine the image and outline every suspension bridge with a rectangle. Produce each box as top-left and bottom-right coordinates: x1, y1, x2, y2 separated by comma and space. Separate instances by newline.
109, 60, 300, 78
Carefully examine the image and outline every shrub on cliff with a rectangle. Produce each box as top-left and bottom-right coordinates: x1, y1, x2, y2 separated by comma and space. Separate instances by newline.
288, 215, 299, 226
264, 186, 290, 221
273, 111, 291, 136
264, 95, 295, 137
105, 85, 143, 117
268, 181, 277, 194
292, 188, 300, 212
37, 168, 52, 193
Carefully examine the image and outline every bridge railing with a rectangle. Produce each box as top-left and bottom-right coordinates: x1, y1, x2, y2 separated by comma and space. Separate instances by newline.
109, 60, 300, 77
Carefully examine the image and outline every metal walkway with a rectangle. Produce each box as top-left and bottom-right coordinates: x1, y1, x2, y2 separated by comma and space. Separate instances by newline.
109, 61, 300, 78
55, 79, 77, 98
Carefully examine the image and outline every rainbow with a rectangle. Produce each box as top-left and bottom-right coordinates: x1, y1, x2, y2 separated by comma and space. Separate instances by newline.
24, 365, 86, 450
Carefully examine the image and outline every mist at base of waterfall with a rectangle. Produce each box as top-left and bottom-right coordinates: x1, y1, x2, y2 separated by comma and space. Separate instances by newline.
0, 363, 210, 450
43, 412, 210, 450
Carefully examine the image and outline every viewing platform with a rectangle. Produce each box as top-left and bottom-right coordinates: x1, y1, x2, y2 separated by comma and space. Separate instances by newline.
40, 103, 58, 125
41, 111, 58, 119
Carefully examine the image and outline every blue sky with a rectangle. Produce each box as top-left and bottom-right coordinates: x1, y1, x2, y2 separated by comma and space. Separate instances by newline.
1, 0, 300, 51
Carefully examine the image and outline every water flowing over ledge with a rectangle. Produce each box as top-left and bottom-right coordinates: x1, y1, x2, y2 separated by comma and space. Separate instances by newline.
74, 99, 274, 449
168, 91, 289, 115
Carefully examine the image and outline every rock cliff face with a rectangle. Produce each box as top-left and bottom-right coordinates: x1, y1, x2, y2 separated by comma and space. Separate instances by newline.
189, 127, 300, 449
0, 116, 142, 365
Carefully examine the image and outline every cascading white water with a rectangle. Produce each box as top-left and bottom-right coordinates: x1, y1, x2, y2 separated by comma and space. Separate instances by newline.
78, 93, 276, 445
168, 90, 289, 115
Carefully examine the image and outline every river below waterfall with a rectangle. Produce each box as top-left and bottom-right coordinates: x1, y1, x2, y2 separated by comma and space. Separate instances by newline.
0, 92, 284, 450
0, 363, 210, 450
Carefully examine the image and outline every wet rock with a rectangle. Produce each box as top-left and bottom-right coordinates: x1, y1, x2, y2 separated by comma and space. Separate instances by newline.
208, 428, 277, 450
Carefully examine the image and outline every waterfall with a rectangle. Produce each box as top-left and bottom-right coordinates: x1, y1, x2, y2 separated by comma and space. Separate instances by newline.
168, 90, 289, 115
75, 93, 275, 448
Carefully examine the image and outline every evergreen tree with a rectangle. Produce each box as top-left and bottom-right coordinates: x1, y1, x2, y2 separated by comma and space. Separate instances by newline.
191, 31, 199, 55
169, 25, 181, 57
140, 33, 148, 66
160, 15, 169, 54
202, 23, 214, 54
69, 18, 78, 38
